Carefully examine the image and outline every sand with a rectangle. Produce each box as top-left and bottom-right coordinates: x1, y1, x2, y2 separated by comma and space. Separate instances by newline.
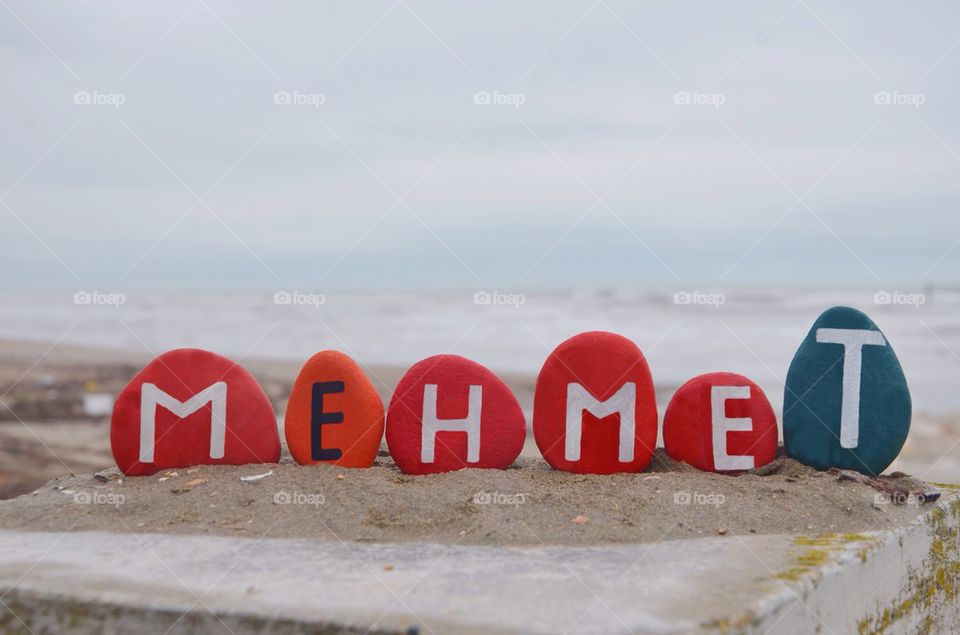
0, 449, 941, 546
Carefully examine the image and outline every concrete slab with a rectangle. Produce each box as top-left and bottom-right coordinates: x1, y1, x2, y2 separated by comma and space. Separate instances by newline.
0, 492, 958, 634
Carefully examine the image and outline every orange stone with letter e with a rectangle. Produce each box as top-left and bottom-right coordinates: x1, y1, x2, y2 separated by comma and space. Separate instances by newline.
284, 351, 384, 468
111, 348, 280, 476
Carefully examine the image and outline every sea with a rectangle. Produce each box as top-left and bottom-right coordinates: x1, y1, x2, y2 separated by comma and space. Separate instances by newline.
0, 288, 957, 415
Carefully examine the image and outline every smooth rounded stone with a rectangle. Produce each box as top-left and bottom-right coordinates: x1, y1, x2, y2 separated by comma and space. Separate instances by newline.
385, 354, 525, 475
111, 348, 280, 476
533, 331, 658, 474
663, 372, 777, 473
284, 351, 384, 468
783, 306, 911, 475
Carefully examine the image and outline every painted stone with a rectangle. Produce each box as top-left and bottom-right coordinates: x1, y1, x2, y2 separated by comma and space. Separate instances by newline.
284, 351, 384, 468
783, 306, 911, 475
533, 331, 658, 474
111, 348, 280, 476
385, 354, 525, 474
663, 372, 777, 473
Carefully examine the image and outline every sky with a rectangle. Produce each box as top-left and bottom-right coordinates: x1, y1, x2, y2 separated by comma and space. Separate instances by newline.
1, 1, 959, 291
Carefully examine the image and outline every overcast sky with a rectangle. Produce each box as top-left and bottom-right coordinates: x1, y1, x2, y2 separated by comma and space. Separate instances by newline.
2, 1, 959, 291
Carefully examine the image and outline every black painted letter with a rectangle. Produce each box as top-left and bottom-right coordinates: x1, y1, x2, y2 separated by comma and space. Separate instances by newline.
311, 381, 345, 461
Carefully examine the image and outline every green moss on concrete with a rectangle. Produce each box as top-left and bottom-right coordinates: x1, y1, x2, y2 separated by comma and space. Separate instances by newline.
857, 495, 960, 635
702, 609, 760, 634
773, 532, 881, 584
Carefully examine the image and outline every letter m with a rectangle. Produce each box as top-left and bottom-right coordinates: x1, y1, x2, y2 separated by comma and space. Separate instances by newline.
139, 382, 228, 463
565, 383, 636, 462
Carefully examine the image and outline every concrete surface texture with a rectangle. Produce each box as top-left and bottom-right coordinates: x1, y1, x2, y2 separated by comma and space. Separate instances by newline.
0, 491, 958, 634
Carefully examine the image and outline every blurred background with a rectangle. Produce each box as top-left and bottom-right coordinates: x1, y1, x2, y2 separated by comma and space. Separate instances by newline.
1, 1, 958, 496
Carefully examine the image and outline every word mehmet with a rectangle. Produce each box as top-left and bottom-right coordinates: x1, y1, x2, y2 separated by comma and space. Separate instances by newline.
110, 306, 910, 478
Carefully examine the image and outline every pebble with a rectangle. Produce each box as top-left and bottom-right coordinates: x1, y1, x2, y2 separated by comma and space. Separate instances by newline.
284, 351, 384, 468
111, 348, 280, 476
533, 331, 658, 473
385, 355, 525, 474
663, 372, 777, 473
784, 307, 911, 475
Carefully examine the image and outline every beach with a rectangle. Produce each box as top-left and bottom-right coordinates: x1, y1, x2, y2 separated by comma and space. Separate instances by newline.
1, 308, 959, 503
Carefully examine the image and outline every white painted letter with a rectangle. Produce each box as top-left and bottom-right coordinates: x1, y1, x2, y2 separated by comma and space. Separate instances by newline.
815, 328, 887, 448
565, 383, 636, 462
711, 385, 754, 471
421, 384, 482, 463
139, 382, 228, 463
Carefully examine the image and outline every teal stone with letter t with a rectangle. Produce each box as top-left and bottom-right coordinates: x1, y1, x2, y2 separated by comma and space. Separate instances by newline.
783, 306, 911, 475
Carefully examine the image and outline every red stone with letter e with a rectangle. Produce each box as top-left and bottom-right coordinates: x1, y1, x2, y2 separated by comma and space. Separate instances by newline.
663, 371, 777, 473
